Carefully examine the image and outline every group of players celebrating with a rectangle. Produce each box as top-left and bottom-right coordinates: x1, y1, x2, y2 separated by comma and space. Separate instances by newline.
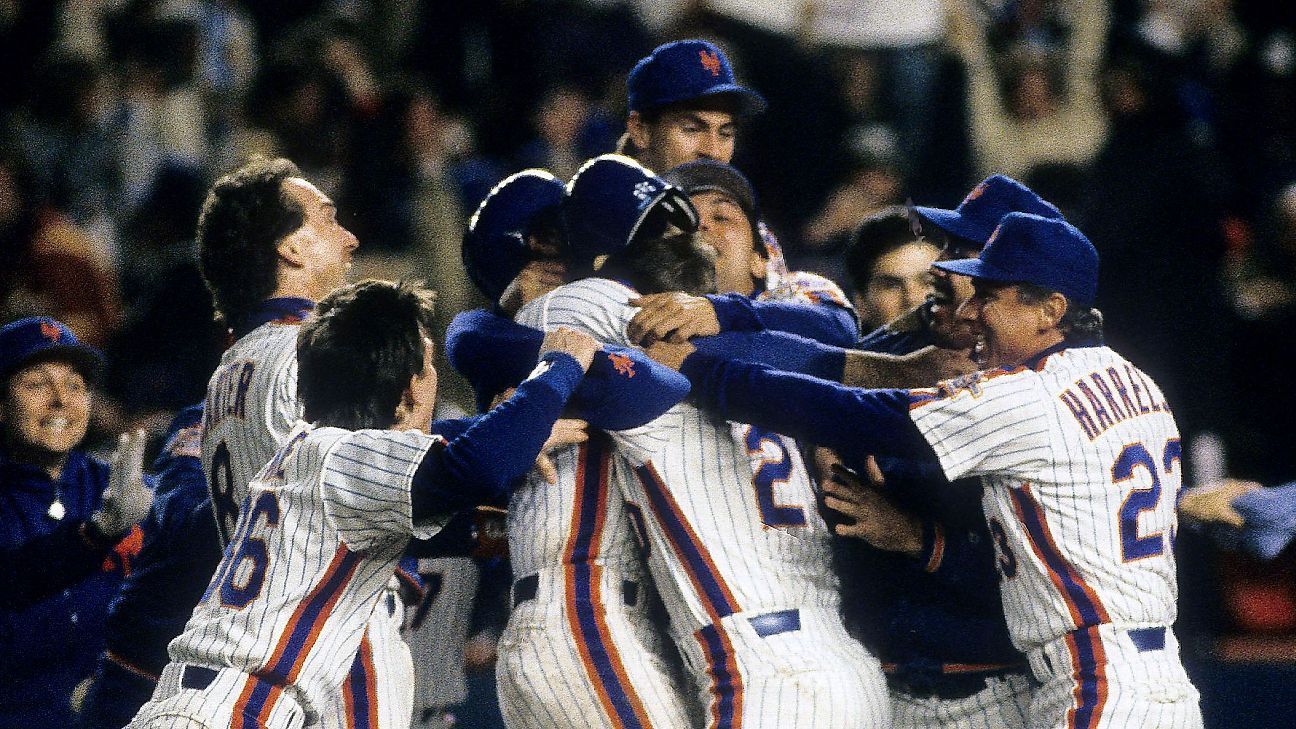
2, 37, 1204, 729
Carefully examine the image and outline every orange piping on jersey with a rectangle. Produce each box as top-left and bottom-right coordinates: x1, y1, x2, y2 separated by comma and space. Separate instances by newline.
1010, 485, 1111, 628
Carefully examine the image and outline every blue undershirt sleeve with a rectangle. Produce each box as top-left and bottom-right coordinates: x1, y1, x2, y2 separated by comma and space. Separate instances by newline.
680, 350, 937, 463
410, 352, 584, 520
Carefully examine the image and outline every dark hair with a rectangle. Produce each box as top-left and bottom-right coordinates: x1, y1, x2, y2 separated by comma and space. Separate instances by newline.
297, 279, 437, 430
1015, 283, 1104, 346
845, 205, 933, 295
197, 158, 305, 326
603, 231, 717, 296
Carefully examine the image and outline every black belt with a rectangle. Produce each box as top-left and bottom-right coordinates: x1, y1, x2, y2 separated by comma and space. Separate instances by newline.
180, 665, 218, 691
512, 574, 639, 608
748, 609, 800, 638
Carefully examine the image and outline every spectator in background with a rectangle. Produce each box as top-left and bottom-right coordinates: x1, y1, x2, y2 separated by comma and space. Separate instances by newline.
798, 0, 946, 190
843, 206, 939, 333
945, 0, 1110, 180
1220, 182, 1296, 482
0, 150, 122, 351
516, 83, 619, 181
0, 317, 153, 729
343, 80, 491, 413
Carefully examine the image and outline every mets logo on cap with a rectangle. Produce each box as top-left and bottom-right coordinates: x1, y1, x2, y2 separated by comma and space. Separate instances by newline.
40, 320, 61, 341
699, 49, 722, 76
963, 181, 988, 205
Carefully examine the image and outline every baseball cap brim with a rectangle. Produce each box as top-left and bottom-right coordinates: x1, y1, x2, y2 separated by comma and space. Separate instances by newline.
4, 344, 103, 383
651, 85, 768, 116
932, 256, 1017, 284
913, 205, 991, 246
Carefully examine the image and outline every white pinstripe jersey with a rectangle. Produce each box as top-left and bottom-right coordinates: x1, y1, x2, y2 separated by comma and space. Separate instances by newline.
169, 424, 448, 715
909, 346, 1182, 650
518, 278, 841, 634
202, 321, 301, 544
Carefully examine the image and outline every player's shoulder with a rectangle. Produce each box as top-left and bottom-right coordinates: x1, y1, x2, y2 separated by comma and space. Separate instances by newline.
761, 270, 852, 308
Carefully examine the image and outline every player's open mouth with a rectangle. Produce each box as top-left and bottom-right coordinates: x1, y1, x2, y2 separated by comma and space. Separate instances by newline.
41, 416, 71, 431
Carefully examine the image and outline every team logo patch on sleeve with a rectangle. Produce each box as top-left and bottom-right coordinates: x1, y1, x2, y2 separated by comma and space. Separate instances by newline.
608, 352, 636, 378
937, 371, 985, 399
167, 423, 205, 458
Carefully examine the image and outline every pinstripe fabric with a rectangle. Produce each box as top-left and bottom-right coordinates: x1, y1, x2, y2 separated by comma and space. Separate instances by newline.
516, 279, 890, 729
909, 347, 1201, 726
200, 320, 415, 729
153, 425, 441, 726
402, 557, 478, 716
890, 673, 1034, 729
495, 298, 691, 728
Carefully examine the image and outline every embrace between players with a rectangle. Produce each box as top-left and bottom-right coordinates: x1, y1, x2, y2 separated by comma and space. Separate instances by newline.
116, 39, 1201, 729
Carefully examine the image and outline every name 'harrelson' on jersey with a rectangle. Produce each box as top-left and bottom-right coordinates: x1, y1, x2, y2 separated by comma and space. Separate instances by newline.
1057, 362, 1172, 441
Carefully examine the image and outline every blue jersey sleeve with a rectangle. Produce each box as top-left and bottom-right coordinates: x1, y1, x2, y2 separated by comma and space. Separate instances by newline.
680, 351, 936, 463
707, 293, 858, 347
411, 353, 585, 519
444, 310, 690, 428
692, 330, 846, 381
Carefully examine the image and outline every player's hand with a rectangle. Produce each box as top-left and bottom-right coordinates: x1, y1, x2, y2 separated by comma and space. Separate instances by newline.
534, 418, 589, 484
464, 633, 498, 671
644, 339, 697, 372
497, 259, 566, 315
627, 292, 720, 345
899, 344, 977, 383
1179, 478, 1260, 528
821, 457, 923, 556
91, 429, 153, 540
539, 327, 599, 372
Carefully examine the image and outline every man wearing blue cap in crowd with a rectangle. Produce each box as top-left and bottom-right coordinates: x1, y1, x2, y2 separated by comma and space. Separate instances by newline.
649, 212, 1205, 729
622, 39, 766, 174
0, 316, 153, 728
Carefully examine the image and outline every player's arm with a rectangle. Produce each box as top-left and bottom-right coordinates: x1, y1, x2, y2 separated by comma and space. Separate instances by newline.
626, 291, 858, 347
689, 329, 973, 388
409, 329, 596, 521
820, 455, 1003, 596
444, 308, 690, 428
671, 348, 937, 464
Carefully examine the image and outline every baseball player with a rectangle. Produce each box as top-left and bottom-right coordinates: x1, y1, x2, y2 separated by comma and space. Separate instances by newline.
507, 155, 890, 729
621, 39, 765, 175
451, 161, 698, 729
79, 404, 224, 729
819, 177, 1066, 729
0, 316, 153, 729
659, 212, 1204, 728
194, 158, 418, 729
128, 279, 599, 729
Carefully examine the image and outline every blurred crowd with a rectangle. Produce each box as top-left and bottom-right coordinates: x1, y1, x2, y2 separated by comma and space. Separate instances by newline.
2, 0, 1295, 648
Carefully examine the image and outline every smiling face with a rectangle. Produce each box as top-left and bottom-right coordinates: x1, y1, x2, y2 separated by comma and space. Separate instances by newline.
690, 190, 764, 295
630, 107, 737, 172
855, 240, 939, 329
1, 359, 91, 474
955, 280, 1065, 369
279, 178, 359, 301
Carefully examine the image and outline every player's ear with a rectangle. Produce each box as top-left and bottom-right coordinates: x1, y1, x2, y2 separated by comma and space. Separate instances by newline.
1038, 292, 1068, 332
626, 111, 651, 151
748, 247, 766, 282
277, 231, 307, 268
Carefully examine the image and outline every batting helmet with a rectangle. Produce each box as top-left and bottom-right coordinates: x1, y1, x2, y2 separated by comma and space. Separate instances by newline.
562, 154, 699, 265
462, 170, 566, 303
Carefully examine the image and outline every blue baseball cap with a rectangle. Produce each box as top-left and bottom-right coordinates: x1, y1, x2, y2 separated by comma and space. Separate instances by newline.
914, 175, 1063, 247
627, 39, 767, 116
934, 212, 1099, 307
0, 317, 103, 383
462, 170, 567, 303
562, 154, 699, 264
